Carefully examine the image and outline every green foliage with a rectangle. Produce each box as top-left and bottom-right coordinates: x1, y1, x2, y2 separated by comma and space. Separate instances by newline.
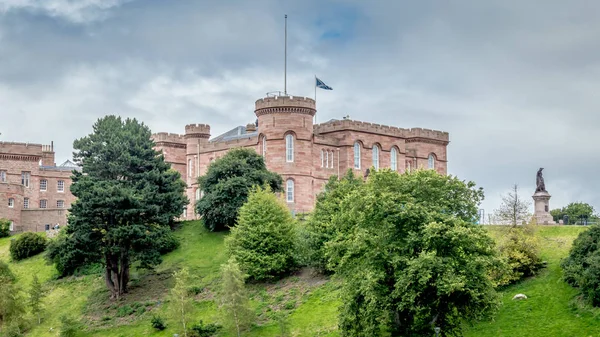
9, 232, 46, 261
3, 320, 25, 337
195, 148, 282, 231
168, 267, 194, 336
562, 225, 600, 306
28, 275, 45, 324
551, 202, 597, 224
493, 225, 544, 286
0, 218, 10, 238
190, 320, 222, 337
325, 169, 499, 336
150, 315, 166, 330
44, 229, 99, 277
302, 169, 363, 272
493, 184, 531, 225
59, 315, 81, 337
66, 115, 188, 298
116, 305, 135, 317
0, 262, 25, 329
226, 185, 296, 281
219, 257, 254, 337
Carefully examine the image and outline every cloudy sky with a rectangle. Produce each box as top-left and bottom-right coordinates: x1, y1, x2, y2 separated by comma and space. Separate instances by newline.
1, 0, 598, 217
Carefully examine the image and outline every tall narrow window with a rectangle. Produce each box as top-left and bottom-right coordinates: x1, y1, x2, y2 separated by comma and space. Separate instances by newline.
407, 161, 412, 172
0, 170, 6, 182
286, 179, 294, 202
321, 150, 324, 168
40, 179, 47, 191
391, 147, 398, 171
262, 136, 267, 157
195, 189, 200, 201
40, 200, 47, 209
325, 151, 329, 168
9, 221, 13, 231
428, 154, 435, 169
8, 198, 14, 208
57, 200, 65, 208
188, 159, 193, 177
24, 198, 29, 209
21, 172, 30, 187
57, 180, 64, 192
372, 145, 379, 170
329, 151, 334, 168
183, 207, 187, 218
354, 142, 361, 169
286, 134, 294, 162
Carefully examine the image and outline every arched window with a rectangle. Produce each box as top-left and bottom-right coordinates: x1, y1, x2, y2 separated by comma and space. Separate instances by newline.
325, 151, 329, 168
354, 142, 361, 169
391, 147, 398, 171
329, 151, 334, 168
428, 154, 435, 169
372, 145, 379, 170
321, 150, 324, 167
286, 179, 294, 202
261, 136, 267, 157
286, 134, 294, 162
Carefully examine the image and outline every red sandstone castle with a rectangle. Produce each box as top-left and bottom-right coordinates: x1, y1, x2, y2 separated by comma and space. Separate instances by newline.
153, 94, 449, 219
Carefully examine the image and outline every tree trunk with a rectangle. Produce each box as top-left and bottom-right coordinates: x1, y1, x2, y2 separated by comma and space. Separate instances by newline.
104, 252, 130, 300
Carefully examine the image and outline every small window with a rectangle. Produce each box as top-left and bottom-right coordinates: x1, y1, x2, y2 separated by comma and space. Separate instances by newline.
188, 159, 193, 177
21, 172, 30, 187
372, 145, 379, 170
354, 142, 361, 169
40, 179, 47, 191
195, 189, 200, 201
9, 221, 13, 231
391, 148, 398, 171
329, 151, 334, 168
44, 224, 50, 231
325, 151, 329, 168
262, 136, 267, 157
285, 134, 294, 162
0, 170, 6, 182
428, 154, 435, 169
286, 179, 294, 203
57, 200, 65, 208
321, 150, 324, 168
407, 161, 411, 172
40, 200, 47, 209
8, 198, 14, 208
24, 198, 29, 209
57, 180, 64, 192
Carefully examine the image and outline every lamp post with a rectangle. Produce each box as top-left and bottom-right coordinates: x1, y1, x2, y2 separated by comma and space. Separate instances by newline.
434, 327, 441, 337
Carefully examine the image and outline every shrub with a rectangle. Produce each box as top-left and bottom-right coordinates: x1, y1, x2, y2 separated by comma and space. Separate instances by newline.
45, 229, 99, 277
190, 320, 222, 337
150, 315, 166, 331
0, 218, 10, 238
59, 315, 81, 337
494, 225, 544, 286
9, 232, 47, 261
562, 225, 600, 306
154, 226, 180, 254
226, 185, 297, 281
116, 305, 134, 317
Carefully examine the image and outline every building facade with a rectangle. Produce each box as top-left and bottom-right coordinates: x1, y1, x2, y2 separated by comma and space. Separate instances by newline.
153, 94, 450, 219
0, 141, 78, 233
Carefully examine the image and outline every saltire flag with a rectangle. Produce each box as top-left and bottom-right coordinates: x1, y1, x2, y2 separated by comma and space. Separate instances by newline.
316, 77, 333, 90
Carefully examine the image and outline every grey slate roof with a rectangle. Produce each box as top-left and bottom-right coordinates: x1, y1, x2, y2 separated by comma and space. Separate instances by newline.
210, 126, 258, 143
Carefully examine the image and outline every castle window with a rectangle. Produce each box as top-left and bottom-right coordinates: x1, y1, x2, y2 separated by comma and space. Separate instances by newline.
183, 207, 187, 219
9, 221, 13, 231
8, 198, 14, 208
21, 172, 30, 188
407, 161, 411, 172
321, 150, 324, 168
286, 134, 294, 162
391, 148, 398, 171
57, 200, 64, 208
188, 159, 193, 177
40, 180, 47, 191
195, 189, 200, 201
428, 154, 435, 169
0, 170, 6, 182
329, 151, 334, 168
354, 142, 361, 169
45, 224, 50, 231
262, 136, 267, 157
24, 198, 29, 209
57, 180, 64, 192
40, 200, 47, 209
325, 151, 329, 168
372, 145, 379, 170
286, 179, 294, 203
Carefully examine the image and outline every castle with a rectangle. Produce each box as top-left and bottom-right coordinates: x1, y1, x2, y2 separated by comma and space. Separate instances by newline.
152, 94, 449, 219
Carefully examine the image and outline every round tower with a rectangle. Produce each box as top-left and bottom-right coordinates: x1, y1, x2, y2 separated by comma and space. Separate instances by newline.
255, 95, 316, 213
184, 124, 211, 219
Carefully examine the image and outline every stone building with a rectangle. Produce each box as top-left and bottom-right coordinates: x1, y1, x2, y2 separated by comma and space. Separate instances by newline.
0, 141, 78, 233
153, 94, 449, 219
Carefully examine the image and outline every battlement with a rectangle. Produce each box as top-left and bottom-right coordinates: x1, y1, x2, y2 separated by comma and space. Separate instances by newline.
255, 95, 316, 116
0, 141, 43, 156
152, 132, 186, 144
42, 144, 54, 153
313, 119, 449, 142
185, 124, 211, 138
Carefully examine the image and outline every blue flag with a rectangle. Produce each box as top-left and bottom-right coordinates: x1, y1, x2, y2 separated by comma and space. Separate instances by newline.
316, 77, 333, 90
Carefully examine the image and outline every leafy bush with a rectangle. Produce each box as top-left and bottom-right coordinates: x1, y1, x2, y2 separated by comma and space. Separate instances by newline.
151, 315, 166, 331
4, 320, 25, 337
116, 305, 134, 317
190, 320, 222, 337
226, 186, 297, 281
9, 232, 47, 261
493, 225, 544, 286
59, 315, 81, 337
188, 285, 203, 296
45, 229, 97, 277
0, 218, 11, 238
196, 148, 282, 231
562, 225, 600, 306
154, 226, 180, 254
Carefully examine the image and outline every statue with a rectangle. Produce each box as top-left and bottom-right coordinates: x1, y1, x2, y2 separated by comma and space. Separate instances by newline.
535, 167, 546, 192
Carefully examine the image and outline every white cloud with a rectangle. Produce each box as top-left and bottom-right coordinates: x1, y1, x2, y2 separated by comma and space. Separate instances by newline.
0, 0, 128, 23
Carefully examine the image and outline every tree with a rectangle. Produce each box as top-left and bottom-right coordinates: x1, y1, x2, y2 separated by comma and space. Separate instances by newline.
493, 184, 531, 226
552, 202, 597, 224
325, 169, 499, 336
65, 116, 187, 299
196, 148, 282, 231
28, 275, 45, 324
167, 268, 194, 337
0, 261, 25, 329
219, 257, 254, 337
493, 225, 543, 286
226, 185, 296, 281
0, 218, 10, 238
561, 225, 600, 306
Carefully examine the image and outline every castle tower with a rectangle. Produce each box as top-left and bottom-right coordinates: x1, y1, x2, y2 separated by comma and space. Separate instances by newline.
41, 141, 55, 166
255, 95, 316, 213
184, 124, 211, 219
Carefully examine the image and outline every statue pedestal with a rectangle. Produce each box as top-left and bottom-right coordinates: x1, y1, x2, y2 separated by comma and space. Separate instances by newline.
532, 191, 556, 225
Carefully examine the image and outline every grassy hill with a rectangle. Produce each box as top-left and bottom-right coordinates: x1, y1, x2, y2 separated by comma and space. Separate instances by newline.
1, 223, 599, 336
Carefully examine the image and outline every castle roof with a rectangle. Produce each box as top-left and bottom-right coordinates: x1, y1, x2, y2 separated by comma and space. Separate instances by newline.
210, 126, 258, 143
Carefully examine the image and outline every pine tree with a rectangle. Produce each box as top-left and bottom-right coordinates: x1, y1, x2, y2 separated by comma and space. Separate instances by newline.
168, 268, 193, 337
220, 257, 254, 337
28, 275, 45, 324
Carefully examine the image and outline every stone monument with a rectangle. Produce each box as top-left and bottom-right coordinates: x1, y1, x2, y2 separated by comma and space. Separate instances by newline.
532, 168, 555, 224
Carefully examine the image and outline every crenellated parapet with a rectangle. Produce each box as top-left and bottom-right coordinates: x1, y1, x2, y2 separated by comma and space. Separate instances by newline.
314, 119, 449, 143
185, 124, 211, 139
152, 132, 186, 144
255, 95, 316, 117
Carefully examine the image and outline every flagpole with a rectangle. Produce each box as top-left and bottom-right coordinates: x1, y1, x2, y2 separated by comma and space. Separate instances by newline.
314, 75, 317, 124
284, 14, 287, 96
